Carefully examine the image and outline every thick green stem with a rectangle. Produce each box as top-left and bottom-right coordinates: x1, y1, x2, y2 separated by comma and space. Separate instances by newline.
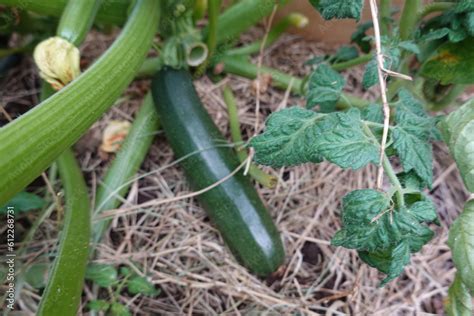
332, 54, 372, 71
92, 93, 159, 245
223, 85, 277, 188
193, 0, 208, 23
37, 148, 90, 316
203, 0, 284, 46
380, 0, 391, 36
220, 55, 369, 108
0, 0, 129, 26
57, 0, 102, 46
417, 2, 454, 20
196, 0, 220, 75
0, 0, 160, 205
226, 13, 308, 56
399, 0, 421, 40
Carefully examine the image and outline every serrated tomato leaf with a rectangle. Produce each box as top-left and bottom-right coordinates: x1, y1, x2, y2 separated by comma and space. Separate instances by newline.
250, 107, 324, 167
314, 0, 364, 21
359, 240, 411, 286
392, 127, 433, 188
306, 64, 345, 109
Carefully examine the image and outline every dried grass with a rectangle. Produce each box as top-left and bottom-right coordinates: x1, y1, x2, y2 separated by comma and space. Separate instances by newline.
2, 27, 472, 315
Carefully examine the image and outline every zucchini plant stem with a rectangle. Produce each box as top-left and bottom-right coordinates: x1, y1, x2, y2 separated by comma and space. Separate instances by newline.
379, 0, 391, 36
196, 0, 221, 76
226, 13, 308, 56
331, 54, 372, 71
417, 2, 454, 20
399, 0, 421, 40
223, 85, 277, 188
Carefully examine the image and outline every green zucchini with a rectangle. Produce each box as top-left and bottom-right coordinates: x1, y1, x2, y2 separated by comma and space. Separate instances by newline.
0, 0, 160, 205
151, 68, 284, 276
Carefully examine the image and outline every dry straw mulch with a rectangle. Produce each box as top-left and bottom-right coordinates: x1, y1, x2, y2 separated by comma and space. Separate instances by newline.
2, 28, 471, 315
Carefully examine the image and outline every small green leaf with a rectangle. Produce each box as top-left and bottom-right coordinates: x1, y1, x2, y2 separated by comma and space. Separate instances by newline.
448, 200, 474, 292
397, 171, 424, 191
87, 300, 110, 312
85, 264, 118, 288
351, 21, 373, 53
333, 45, 359, 62
361, 103, 383, 123
1, 191, 46, 214
119, 266, 132, 277
314, 109, 380, 169
127, 276, 160, 296
408, 200, 438, 224
392, 127, 433, 188
306, 64, 345, 109
250, 107, 324, 167
109, 303, 131, 316
316, 0, 364, 21
25, 263, 49, 289
359, 240, 411, 286
362, 59, 378, 89
446, 274, 473, 316
398, 41, 421, 54
421, 37, 474, 84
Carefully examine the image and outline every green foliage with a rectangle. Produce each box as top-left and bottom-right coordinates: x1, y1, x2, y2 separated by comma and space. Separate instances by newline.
351, 21, 373, 53
251, 108, 379, 170
127, 276, 160, 296
421, 38, 474, 84
446, 274, 473, 316
311, 0, 365, 21
87, 300, 110, 312
306, 64, 346, 110
1, 191, 46, 214
85, 264, 118, 288
440, 99, 474, 192
331, 189, 435, 285
25, 263, 49, 289
109, 303, 131, 316
448, 200, 474, 292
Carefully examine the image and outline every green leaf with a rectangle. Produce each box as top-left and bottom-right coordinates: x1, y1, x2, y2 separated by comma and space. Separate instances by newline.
314, 109, 380, 169
25, 263, 49, 289
361, 103, 383, 123
85, 264, 118, 288
109, 303, 131, 316
398, 41, 421, 55
1, 191, 46, 214
441, 99, 474, 192
448, 200, 474, 292
420, 37, 474, 84
250, 107, 324, 167
333, 46, 359, 62
316, 0, 364, 20
359, 240, 411, 286
446, 274, 473, 316
408, 200, 438, 224
87, 300, 110, 312
392, 127, 433, 188
351, 21, 373, 53
331, 189, 393, 251
397, 171, 424, 191
306, 64, 345, 109
127, 276, 160, 296
362, 59, 378, 89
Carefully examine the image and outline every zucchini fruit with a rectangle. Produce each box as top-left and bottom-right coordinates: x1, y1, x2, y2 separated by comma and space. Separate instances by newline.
0, 0, 160, 205
151, 68, 284, 276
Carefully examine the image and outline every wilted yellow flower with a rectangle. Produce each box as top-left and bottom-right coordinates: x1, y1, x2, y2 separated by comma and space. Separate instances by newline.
33, 36, 81, 90
100, 120, 131, 153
